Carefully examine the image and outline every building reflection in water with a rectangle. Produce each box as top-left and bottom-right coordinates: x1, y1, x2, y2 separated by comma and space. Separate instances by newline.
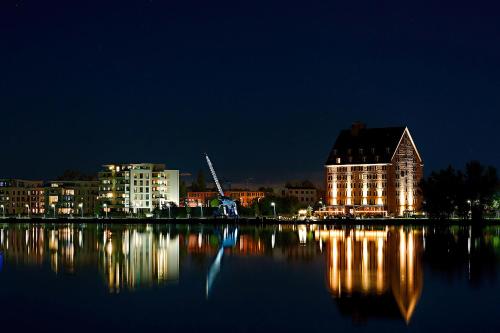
0, 225, 179, 293
318, 227, 423, 323
103, 227, 179, 293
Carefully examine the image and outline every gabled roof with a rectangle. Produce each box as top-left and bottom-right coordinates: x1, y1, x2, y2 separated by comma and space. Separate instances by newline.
325, 124, 406, 165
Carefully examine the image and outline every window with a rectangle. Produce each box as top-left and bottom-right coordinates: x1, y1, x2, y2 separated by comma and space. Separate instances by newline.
336, 157, 341, 164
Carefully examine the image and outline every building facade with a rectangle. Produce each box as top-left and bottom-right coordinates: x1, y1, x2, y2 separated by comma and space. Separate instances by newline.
186, 190, 265, 207
99, 163, 179, 214
0, 179, 45, 216
45, 181, 99, 216
323, 123, 423, 217
281, 187, 318, 204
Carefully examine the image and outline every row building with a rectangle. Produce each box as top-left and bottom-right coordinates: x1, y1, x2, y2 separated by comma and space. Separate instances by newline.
0, 179, 98, 216
322, 123, 423, 217
0, 179, 45, 216
0, 162, 179, 217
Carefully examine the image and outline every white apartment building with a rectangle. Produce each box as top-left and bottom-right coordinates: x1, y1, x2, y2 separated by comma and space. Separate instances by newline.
99, 163, 179, 214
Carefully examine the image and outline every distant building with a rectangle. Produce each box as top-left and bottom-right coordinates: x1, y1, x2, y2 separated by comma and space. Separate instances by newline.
0, 179, 45, 216
45, 180, 99, 216
187, 190, 265, 208
281, 186, 318, 204
323, 123, 423, 217
99, 163, 179, 214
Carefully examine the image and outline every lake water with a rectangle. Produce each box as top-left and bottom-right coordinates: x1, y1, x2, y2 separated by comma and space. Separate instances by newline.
0, 223, 499, 332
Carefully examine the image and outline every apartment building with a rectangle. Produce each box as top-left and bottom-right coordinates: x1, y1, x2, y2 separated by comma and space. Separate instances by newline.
99, 163, 179, 214
0, 179, 45, 216
281, 186, 318, 204
45, 181, 99, 216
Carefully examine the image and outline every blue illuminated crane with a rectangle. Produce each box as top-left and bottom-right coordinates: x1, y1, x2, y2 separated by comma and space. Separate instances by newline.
205, 154, 239, 219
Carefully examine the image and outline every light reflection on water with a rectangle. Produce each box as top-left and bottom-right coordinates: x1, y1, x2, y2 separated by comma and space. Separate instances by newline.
322, 228, 423, 323
0, 223, 499, 330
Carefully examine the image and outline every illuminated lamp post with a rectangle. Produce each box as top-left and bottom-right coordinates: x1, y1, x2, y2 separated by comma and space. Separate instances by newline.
51, 204, 56, 218
25, 204, 30, 219
79, 203, 83, 218
103, 203, 108, 219
1, 204, 4, 219
199, 202, 203, 218
271, 202, 276, 219
166, 203, 171, 219
467, 200, 472, 219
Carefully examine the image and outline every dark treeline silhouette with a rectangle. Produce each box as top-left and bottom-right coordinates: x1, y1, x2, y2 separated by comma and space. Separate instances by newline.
285, 180, 316, 189
56, 169, 97, 181
420, 161, 498, 220
190, 169, 207, 192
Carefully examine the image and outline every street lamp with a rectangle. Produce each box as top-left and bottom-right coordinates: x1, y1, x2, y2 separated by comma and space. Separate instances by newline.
1, 204, 5, 218
198, 202, 203, 218
25, 204, 30, 219
51, 204, 56, 219
467, 200, 472, 219
271, 202, 276, 219
103, 203, 108, 219
78, 203, 83, 218
166, 203, 171, 219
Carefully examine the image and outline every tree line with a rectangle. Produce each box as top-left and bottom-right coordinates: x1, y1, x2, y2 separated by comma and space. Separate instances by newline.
420, 160, 499, 220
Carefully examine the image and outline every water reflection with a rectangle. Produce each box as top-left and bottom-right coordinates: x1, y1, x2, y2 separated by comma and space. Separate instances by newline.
103, 228, 179, 293
318, 228, 423, 323
0, 223, 499, 326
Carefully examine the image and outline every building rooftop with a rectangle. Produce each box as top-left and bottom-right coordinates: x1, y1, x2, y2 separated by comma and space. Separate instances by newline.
325, 123, 406, 165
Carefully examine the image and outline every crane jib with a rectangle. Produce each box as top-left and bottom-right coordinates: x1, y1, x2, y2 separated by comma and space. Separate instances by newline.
205, 154, 224, 197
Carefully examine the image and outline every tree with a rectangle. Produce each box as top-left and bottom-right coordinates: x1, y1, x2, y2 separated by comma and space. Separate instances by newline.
420, 165, 464, 219
258, 187, 274, 194
491, 193, 500, 218
191, 169, 206, 191
421, 161, 498, 220
464, 161, 498, 220
179, 180, 187, 198
256, 195, 301, 216
285, 180, 316, 189
57, 169, 96, 181
94, 200, 103, 218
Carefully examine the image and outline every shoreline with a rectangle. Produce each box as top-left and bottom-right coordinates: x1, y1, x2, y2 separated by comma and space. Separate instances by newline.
0, 217, 499, 226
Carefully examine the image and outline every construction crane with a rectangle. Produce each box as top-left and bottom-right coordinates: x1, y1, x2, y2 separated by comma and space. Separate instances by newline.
205, 153, 239, 218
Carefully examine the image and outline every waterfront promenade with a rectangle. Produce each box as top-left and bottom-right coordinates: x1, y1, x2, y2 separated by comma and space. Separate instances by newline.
0, 217, 498, 225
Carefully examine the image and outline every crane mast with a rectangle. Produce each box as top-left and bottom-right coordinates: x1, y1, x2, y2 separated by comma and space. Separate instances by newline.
205, 154, 224, 197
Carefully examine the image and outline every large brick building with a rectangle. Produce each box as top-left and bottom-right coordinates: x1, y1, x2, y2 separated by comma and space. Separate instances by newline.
323, 123, 423, 217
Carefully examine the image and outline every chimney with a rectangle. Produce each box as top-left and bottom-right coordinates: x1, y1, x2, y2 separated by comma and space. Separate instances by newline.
351, 121, 366, 136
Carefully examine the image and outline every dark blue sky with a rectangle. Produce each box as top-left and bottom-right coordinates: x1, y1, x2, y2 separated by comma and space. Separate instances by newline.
1, 0, 499, 184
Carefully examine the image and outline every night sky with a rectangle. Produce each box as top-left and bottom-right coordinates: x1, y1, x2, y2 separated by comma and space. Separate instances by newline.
1, 0, 499, 185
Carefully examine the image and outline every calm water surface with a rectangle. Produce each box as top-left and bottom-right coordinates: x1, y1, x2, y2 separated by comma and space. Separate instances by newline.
0, 223, 499, 332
